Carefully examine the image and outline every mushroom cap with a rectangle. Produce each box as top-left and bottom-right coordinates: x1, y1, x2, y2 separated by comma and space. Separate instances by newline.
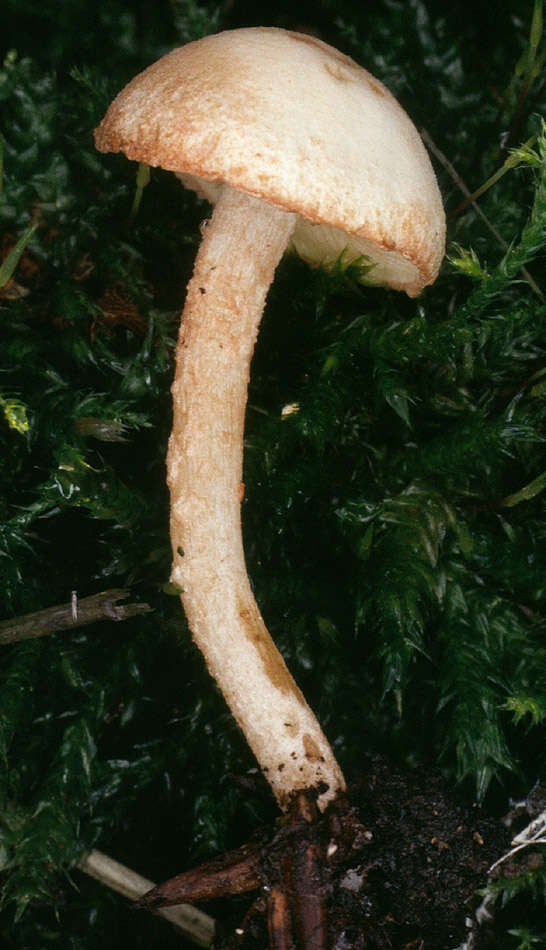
95, 27, 445, 296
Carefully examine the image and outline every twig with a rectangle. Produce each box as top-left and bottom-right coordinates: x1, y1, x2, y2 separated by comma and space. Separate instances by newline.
488, 806, 546, 874
421, 127, 544, 300
0, 589, 152, 646
459, 802, 546, 948
77, 850, 215, 947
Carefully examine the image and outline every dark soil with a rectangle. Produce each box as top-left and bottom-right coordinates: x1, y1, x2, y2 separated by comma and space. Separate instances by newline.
214, 756, 513, 950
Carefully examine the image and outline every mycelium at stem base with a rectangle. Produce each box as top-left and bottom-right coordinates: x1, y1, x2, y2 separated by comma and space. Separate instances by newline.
166, 183, 346, 812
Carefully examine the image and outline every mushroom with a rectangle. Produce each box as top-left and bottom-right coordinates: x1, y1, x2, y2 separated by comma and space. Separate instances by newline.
95, 27, 445, 815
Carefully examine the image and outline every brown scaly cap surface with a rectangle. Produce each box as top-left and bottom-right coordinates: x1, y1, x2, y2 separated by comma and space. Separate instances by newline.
95, 27, 445, 296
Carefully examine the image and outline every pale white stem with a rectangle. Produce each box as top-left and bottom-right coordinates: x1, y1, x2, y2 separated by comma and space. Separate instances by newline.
77, 850, 214, 946
167, 184, 346, 811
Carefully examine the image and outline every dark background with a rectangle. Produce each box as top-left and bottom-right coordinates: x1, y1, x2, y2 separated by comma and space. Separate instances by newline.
1, 1, 545, 946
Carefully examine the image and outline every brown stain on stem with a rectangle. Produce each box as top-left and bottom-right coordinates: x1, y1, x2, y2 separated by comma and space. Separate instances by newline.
303, 733, 324, 762
237, 596, 306, 701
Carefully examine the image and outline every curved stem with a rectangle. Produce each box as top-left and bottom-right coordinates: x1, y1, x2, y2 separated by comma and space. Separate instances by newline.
167, 185, 345, 810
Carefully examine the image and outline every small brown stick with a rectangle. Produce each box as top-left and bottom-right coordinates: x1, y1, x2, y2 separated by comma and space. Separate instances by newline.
267, 885, 293, 950
275, 792, 329, 950
135, 842, 263, 909
285, 841, 328, 950
421, 127, 543, 300
77, 849, 215, 946
0, 589, 152, 646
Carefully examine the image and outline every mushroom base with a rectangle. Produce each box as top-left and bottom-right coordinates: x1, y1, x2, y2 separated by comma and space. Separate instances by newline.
136, 756, 512, 950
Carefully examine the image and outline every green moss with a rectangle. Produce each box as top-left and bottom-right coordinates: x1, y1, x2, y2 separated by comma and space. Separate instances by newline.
1, 0, 546, 945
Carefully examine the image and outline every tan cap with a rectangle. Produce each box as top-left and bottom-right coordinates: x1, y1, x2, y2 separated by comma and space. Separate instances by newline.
95, 27, 445, 296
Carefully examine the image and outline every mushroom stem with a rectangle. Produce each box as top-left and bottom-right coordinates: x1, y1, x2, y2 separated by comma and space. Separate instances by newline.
167, 184, 346, 811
